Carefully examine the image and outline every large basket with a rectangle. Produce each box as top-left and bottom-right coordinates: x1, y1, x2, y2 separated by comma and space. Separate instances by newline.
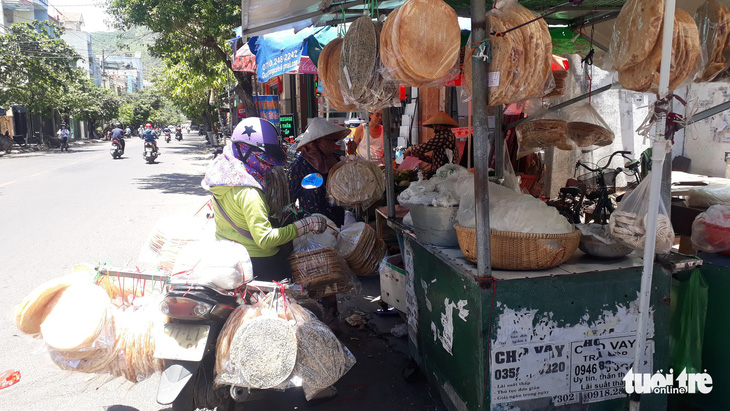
288, 248, 351, 297
454, 224, 581, 270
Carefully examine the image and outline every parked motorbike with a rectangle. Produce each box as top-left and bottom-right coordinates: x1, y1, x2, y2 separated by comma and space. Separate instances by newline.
165, 132, 172, 143
176, 131, 183, 141
143, 142, 158, 164
110, 137, 124, 159
155, 174, 324, 410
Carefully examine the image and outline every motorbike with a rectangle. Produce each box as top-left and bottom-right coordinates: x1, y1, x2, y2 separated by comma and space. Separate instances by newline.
110, 137, 124, 159
143, 142, 158, 164
165, 132, 172, 143
59, 137, 69, 152
155, 174, 324, 410
176, 131, 183, 141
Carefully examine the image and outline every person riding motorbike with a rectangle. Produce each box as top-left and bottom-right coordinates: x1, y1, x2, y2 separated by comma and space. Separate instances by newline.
56, 124, 70, 148
202, 117, 328, 282
124, 125, 132, 138
142, 123, 159, 153
111, 122, 126, 152
175, 126, 183, 140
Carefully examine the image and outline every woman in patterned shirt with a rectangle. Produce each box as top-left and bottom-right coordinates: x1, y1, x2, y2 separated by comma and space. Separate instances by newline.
287, 118, 351, 226
404, 111, 459, 175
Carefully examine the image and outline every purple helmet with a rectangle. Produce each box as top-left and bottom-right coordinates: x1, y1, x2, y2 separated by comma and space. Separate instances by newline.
232, 117, 285, 162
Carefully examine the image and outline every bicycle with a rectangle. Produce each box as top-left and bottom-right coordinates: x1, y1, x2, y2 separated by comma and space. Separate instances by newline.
574, 150, 641, 225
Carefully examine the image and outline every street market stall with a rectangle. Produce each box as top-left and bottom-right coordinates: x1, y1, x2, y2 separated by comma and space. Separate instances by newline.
237, 0, 730, 409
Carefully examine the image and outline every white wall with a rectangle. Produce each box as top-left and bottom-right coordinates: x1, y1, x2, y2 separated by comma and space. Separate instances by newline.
676, 82, 730, 178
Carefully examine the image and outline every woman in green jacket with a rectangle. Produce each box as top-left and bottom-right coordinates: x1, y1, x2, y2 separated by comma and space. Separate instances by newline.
203, 117, 327, 282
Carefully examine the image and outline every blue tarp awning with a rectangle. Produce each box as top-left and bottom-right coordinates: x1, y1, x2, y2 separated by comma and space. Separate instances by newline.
233, 26, 337, 82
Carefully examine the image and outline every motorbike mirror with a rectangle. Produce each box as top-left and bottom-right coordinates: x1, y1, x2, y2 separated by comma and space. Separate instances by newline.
301, 173, 323, 189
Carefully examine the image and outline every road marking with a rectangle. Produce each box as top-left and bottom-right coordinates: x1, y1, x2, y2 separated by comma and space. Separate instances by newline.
30, 173, 42, 177
0, 181, 15, 187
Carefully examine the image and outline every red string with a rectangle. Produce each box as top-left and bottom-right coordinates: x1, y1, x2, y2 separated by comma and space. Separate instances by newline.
273, 281, 289, 320
193, 199, 213, 217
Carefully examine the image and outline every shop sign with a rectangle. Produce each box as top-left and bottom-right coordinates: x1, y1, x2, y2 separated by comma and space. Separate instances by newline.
279, 114, 296, 139
490, 300, 654, 407
254, 95, 280, 129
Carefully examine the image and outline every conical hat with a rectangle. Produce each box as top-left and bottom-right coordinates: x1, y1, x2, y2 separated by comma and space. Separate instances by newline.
423, 111, 458, 128
296, 118, 351, 149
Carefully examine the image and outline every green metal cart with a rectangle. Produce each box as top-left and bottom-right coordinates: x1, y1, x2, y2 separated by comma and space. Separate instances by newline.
394, 223, 677, 411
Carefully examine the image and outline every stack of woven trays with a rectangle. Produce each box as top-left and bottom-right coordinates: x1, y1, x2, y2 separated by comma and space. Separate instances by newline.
288, 247, 351, 298
337, 223, 387, 276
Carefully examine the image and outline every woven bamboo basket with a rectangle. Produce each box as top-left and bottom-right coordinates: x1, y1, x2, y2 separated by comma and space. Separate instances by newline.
454, 224, 581, 270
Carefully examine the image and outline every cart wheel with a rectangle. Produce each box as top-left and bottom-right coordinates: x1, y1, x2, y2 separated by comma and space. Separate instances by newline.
402, 359, 422, 383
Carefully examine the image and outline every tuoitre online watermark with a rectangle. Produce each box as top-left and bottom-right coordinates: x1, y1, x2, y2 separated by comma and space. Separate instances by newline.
623, 368, 713, 395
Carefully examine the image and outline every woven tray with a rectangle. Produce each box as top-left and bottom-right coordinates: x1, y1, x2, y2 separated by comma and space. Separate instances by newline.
288, 248, 344, 288
454, 224, 580, 270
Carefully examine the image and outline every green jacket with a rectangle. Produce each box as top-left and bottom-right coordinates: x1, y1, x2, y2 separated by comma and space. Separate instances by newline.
210, 186, 297, 257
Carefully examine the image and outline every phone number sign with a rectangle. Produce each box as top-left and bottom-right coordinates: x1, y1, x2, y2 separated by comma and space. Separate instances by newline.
490, 334, 653, 406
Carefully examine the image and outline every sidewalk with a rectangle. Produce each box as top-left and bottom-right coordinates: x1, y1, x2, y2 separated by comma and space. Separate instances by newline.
0, 138, 105, 156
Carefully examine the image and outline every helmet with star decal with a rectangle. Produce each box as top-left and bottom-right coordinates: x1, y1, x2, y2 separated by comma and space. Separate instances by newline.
231, 117, 286, 165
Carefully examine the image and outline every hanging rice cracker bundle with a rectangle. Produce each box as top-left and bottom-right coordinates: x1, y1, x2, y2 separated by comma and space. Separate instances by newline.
15, 276, 75, 335
40, 283, 113, 352
327, 159, 385, 209
694, 0, 730, 82
380, 0, 461, 86
610, 0, 665, 71
618, 9, 700, 92
339, 17, 399, 110
319, 38, 357, 112
463, 1, 552, 106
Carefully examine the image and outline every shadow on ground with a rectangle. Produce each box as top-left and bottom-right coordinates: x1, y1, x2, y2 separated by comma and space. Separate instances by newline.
134, 172, 207, 196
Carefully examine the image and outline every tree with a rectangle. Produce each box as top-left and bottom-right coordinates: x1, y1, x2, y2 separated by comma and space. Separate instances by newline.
0, 21, 80, 142
152, 59, 225, 131
107, 0, 258, 116
58, 72, 121, 137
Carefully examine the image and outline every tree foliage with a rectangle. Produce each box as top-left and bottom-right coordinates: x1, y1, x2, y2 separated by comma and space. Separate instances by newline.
152, 59, 225, 130
0, 21, 80, 117
107, 0, 257, 115
116, 89, 181, 127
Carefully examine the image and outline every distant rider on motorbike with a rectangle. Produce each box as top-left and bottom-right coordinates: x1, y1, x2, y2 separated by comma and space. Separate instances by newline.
57, 124, 70, 148
111, 122, 126, 152
142, 123, 159, 153
124, 125, 132, 138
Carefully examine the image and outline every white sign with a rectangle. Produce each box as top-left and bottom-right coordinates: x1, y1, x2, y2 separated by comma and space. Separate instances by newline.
488, 72, 500, 87
403, 239, 418, 349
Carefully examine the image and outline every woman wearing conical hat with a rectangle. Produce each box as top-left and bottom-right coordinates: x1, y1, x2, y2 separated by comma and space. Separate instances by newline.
404, 111, 459, 174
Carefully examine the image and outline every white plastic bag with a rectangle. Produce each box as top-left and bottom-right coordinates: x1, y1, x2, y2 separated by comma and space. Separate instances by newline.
691, 205, 730, 253
608, 172, 675, 254
687, 184, 730, 208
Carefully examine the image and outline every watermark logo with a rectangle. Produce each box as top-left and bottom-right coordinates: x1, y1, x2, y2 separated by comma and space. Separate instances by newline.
623, 368, 713, 395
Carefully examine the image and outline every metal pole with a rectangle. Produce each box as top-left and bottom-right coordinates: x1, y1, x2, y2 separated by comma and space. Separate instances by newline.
495, 106, 504, 179
471, 0, 492, 278
631, 0, 676, 408
383, 108, 396, 218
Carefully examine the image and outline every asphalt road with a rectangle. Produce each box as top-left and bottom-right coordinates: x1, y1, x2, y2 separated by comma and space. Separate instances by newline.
0, 134, 213, 410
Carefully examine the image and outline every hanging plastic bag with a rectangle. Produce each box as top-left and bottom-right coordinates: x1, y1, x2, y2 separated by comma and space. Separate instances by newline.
691, 205, 730, 253
515, 108, 572, 159
608, 172, 675, 254
563, 102, 615, 150
694, 0, 730, 82
670, 269, 708, 375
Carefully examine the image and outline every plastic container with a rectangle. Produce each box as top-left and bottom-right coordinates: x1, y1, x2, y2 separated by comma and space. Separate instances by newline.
409, 205, 459, 247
